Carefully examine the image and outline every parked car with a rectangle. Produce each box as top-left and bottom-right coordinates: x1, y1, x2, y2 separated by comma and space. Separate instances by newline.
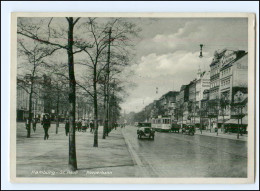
137, 123, 155, 140
171, 124, 181, 133
181, 125, 195, 136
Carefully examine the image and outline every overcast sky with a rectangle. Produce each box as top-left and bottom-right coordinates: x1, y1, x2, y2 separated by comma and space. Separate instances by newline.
120, 18, 248, 113
17, 17, 248, 114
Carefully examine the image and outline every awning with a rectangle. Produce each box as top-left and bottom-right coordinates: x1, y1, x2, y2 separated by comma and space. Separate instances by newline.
177, 121, 186, 125
216, 118, 229, 123
193, 118, 200, 124
241, 115, 248, 124
225, 118, 238, 124
225, 116, 247, 125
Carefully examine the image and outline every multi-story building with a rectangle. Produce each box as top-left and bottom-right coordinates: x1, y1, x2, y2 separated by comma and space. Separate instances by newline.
177, 84, 189, 125
220, 50, 247, 101
209, 49, 226, 100
188, 80, 197, 124
219, 50, 248, 123
16, 74, 52, 121
149, 91, 179, 123
17, 79, 30, 121
195, 69, 210, 108
200, 89, 210, 127
179, 85, 189, 105
188, 80, 196, 103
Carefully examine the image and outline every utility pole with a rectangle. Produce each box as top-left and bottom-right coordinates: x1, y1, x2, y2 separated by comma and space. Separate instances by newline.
199, 44, 203, 133
103, 27, 112, 139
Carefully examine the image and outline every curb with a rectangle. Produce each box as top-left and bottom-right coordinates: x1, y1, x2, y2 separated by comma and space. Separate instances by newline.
195, 132, 247, 142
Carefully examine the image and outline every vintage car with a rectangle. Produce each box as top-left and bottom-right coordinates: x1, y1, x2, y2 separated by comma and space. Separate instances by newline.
171, 123, 181, 133
137, 123, 155, 140
181, 125, 195, 136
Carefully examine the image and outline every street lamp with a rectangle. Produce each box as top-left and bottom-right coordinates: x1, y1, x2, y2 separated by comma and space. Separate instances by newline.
199, 44, 203, 58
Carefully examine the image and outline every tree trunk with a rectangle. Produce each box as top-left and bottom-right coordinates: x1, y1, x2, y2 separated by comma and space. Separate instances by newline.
209, 118, 211, 132
237, 118, 240, 139
102, 84, 107, 139
27, 81, 33, 138
93, 64, 99, 147
216, 117, 219, 136
56, 89, 60, 134
67, 18, 77, 171
200, 112, 202, 134
222, 114, 225, 133
103, 27, 112, 139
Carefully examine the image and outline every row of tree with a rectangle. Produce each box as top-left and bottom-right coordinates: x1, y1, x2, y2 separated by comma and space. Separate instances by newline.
17, 17, 140, 170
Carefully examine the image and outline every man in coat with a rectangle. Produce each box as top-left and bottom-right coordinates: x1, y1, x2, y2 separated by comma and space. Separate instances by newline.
42, 114, 51, 140
65, 118, 70, 136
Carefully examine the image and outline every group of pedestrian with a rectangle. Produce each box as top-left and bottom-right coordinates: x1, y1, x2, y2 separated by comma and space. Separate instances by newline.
64, 119, 95, 135
24, 114, 99, 139
25, 117, 38, 133
25, 114, 51, 140
76, 119, 94, 132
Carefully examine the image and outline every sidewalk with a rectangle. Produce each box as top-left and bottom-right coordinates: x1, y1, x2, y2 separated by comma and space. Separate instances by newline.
16, 123, 135, 177
195, 129, 247, 141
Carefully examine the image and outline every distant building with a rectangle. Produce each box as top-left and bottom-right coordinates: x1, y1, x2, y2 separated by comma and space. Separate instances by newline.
179, 85, 189, 104
17, 79, 30, 121
200, 89, 210, 126
219, 51, 248, 101
16, 74, 52, 121
178, 84, 190, 125
209, 49, 226, 100
149, 91, 179, 123
188, 80, 196, 103
195, 69, 210, 108
218, 50, 248, 122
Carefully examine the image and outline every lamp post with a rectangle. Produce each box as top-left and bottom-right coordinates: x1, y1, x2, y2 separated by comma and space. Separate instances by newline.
199, 44, 203, 58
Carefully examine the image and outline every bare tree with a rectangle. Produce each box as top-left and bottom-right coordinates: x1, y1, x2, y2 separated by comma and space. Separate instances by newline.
17, 37, 61, 138
18, 17, 92, 171
77, 18, 140, 146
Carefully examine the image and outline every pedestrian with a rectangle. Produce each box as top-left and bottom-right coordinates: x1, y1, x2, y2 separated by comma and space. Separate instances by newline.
90, 120, 94, 133
82, 119, 87, 132
65, 118, 69, 136
42, 114, 51, 140
25, 117, 29, 130
32, 117, 37, 132
78, 119, 82, 132
115, 122, 117, 130
86, 120, 89, 131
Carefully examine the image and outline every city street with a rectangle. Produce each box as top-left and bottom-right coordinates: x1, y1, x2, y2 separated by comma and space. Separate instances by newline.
16, 123, 247, 178
16, 122, 248, 178
122, 126, 247, 177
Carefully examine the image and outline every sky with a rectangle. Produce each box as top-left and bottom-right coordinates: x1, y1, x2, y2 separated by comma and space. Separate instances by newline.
120, 18, 248, 113
17, 17, 248, 114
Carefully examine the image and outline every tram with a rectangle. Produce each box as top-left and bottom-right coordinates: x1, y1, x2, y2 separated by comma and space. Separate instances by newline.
151, 116, 172, 132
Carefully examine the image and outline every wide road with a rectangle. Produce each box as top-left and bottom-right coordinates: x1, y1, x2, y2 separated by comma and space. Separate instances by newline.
122, 126, 247, 177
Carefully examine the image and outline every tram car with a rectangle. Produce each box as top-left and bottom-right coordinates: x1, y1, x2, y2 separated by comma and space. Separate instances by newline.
151, 116, 172, 132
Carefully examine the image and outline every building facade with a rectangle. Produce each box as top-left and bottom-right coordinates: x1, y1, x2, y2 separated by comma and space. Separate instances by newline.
195, 69, 210, 108
16, 74, 52, 121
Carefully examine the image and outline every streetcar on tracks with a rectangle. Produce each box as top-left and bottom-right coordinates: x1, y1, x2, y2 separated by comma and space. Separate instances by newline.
151, 116, 172, 132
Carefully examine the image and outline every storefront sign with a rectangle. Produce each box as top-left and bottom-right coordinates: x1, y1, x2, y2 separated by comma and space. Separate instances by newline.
221, 51, 236, 67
